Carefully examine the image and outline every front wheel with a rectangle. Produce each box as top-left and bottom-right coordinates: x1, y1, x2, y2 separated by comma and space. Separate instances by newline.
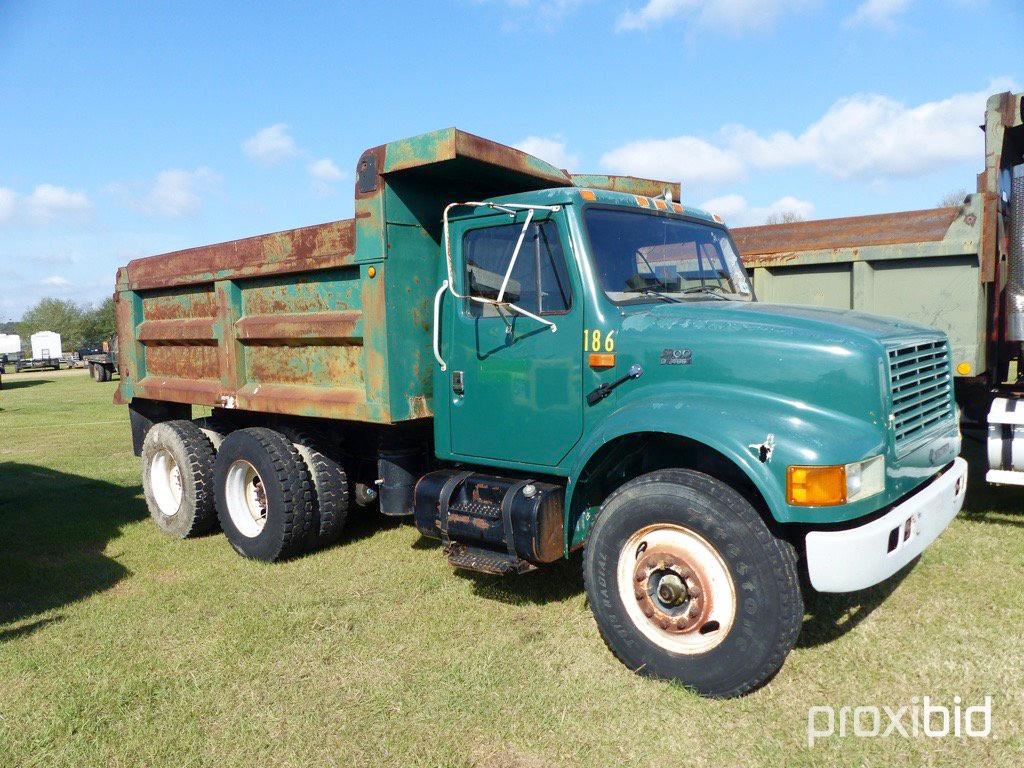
584, 469, 803, 698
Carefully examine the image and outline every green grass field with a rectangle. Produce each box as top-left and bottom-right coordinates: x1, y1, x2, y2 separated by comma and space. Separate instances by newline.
1, 369, 1021, 766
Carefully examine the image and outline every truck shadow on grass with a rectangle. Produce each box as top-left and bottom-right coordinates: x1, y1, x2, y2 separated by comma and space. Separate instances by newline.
797, 564, 913, 648
0, 378, 51, 391
0, 463, 145, 643
459, 555, 586, 607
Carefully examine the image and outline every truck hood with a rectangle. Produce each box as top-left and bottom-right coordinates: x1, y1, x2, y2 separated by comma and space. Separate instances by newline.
621, 301, 940, 345
616, 300, 948, 434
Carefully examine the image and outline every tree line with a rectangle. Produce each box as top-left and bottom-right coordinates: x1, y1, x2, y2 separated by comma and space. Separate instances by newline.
1, 297, 116, 353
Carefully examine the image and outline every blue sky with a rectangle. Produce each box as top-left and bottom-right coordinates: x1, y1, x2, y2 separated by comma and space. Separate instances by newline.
0, 0, 1020, 320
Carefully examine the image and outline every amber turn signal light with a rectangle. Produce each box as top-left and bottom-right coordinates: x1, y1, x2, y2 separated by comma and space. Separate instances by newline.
588, 353, 616, 369
787, 465, 847, 506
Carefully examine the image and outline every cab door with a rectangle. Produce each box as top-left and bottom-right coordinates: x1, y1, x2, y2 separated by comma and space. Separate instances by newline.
444, 210, 583, 467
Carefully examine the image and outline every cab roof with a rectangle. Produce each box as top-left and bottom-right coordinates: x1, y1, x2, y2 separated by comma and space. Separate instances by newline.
467, 186, 720, 225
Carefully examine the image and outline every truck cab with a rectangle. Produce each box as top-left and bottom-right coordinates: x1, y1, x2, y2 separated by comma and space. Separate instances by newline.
116, 129, 967, 698
436, 187, 964, 560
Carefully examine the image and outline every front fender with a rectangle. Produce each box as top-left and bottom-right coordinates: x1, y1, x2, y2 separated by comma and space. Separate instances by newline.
564, 382, 887, 549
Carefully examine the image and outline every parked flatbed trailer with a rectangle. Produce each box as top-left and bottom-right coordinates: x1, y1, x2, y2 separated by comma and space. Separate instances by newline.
114, 127, 966, 698
14, 357, 67, 373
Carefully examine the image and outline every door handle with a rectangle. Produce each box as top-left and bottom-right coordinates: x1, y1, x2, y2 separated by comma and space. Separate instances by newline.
452, 370, 465, 395
433, 280, 449, 371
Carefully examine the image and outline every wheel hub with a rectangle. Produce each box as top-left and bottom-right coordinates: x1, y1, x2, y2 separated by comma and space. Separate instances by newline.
150, 449, 183, 517
225, 460, 268, 537
632, 546, 711, 635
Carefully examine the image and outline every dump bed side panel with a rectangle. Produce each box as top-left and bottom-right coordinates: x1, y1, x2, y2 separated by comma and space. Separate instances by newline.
114, 218, 392, 422
732, 198, 988, 376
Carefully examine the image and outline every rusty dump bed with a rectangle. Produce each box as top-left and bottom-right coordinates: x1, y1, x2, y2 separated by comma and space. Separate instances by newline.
732, 198, 993, 376
114, 128, 677, 425
732, 207, 961, 259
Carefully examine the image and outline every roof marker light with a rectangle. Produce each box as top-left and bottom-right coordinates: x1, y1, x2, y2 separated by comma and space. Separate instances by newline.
580, 189, 597, 201
634, 195, 650, 208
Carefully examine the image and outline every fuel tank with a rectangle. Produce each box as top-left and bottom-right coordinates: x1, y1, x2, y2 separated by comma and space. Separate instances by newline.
413, 470, 564, 565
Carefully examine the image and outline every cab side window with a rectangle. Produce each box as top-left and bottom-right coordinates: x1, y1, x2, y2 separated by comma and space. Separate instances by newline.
463, 221, 572, 317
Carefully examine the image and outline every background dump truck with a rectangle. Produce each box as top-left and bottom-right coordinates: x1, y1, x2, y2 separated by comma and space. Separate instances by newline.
115, 128, 967, 698
732, 90, 1023, 488
83, 337, 118, 382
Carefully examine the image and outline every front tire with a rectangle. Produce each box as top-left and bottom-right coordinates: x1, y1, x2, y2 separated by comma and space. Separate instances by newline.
584, 469, 803, 698
214, 428, 315, 562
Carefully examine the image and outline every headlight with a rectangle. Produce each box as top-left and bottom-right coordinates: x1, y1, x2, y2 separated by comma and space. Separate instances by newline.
787, 455, 885, 506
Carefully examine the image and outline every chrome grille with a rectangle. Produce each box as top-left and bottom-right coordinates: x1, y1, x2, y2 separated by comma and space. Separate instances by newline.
887, 340, 954, 453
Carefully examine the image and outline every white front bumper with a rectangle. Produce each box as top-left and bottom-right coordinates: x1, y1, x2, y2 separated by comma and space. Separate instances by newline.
805, 457, 968, 593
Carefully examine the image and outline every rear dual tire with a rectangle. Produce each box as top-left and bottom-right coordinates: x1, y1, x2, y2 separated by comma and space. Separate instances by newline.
280, 426, 349, 549
141, 420, 219, 538
214, 428, 316, 562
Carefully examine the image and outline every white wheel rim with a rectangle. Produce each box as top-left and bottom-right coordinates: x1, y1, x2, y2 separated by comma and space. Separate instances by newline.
225, 460, 267, 538
150, 449, 183, 517
616, 523, 737, 655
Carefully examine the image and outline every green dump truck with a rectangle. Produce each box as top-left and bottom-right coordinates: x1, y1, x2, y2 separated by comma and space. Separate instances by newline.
115, 128, 966, 698
733, 90, 1023, 489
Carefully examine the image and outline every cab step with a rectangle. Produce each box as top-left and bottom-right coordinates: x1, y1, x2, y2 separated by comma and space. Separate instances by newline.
446, 542, 536, 575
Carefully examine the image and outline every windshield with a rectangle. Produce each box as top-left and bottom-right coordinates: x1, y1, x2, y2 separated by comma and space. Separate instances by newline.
584, 207, 753, 304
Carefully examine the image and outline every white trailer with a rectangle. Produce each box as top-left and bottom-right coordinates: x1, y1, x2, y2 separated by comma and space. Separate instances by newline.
0, 334, 20, 356
14, 331, 67, 372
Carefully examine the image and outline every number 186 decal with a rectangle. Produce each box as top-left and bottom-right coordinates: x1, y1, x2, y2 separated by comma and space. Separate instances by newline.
583, 329, 616, 352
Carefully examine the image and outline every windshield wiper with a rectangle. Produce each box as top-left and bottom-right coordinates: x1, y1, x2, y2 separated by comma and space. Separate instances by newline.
625, 288, 682, 304
681, 285, 731, 300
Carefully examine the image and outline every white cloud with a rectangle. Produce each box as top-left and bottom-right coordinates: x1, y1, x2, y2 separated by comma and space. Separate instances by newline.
479, 0, 587, 30
242, 123, 300, 166
513, 136, 580, 170
0, 187, 16, 222
308, 157, 345, 198
113, 167, 220, 218
701, 193, 814, 226
601, 80, 1014, 186
617, 0, 810, 33
41, 275, 72, 287
0, 184, 92, 226
846, 0, 912, 29
600, 135, 745, 186
24, 184, 92, 224
308, 157, 344, 182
